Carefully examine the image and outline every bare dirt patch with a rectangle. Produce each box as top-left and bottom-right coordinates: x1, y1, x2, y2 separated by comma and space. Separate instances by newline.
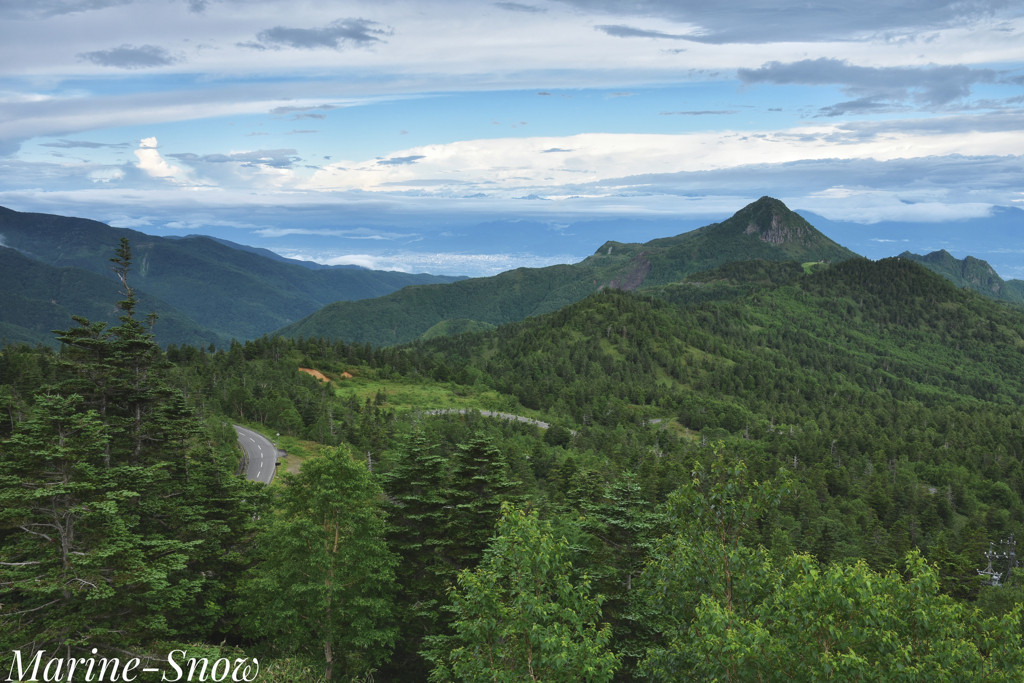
299, 367, 330, 382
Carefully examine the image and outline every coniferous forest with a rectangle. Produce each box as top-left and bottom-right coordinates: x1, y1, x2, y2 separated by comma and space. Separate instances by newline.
3, 238, 1024, 682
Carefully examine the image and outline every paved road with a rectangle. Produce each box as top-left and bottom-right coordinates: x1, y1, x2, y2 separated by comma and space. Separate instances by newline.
423, 409, 667, 432
423, 408, 554, 429
234, 425, 278, 484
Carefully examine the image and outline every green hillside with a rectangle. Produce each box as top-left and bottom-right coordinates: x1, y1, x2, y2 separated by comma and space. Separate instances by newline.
5, 248, 1024, 682
186, 256, 1024, 677
899, 249, 1024, 303
417, 318, 497, 340
421, 257, 1024, 414
279, 196, 859, 345
589, 195, 857, 288
0, 246, 230, 349
0, 205, 465, 341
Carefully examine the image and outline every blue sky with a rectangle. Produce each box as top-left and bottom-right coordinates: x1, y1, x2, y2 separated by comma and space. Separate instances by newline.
1, 0, 1023, 276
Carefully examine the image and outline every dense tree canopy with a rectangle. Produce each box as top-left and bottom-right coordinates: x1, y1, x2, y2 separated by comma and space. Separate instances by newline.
3, 246, 1024, 681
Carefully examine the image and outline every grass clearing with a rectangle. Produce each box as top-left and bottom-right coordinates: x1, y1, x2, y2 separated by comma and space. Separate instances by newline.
275, 435, 327, 478
330, 375, 545, 420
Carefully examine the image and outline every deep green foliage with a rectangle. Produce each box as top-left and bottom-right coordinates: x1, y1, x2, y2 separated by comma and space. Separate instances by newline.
0, 245, 229, 349
238, 445, 398, 681
640, 450, 1024, 682
409, 257, 1024, 604
5, 231, 1024, 680
418, 319, 497, 341
0, 238, 265, 657
427, 504, 618, 683
378, 430, 524, 680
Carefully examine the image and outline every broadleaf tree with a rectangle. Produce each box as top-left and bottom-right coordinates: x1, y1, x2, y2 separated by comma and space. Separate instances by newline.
239, 445, 398, 681
427, 503, 618, 683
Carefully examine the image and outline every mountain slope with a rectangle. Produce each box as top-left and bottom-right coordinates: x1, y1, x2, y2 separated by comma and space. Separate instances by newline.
278, 197, 858, 346
591, 196, 857, 288
0, 206, 465, 340
0, 246, 230, 349
898, 249, 1024, 303
392, 257, 1024, 576
167, 235, 368, 270
415, 256, 1024, 420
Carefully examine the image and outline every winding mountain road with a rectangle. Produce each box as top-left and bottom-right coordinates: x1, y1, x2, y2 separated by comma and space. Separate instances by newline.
234, 412, 663, 483
422, 408, 555, 429
423, 409, 667, 433
235, 425, 279, 484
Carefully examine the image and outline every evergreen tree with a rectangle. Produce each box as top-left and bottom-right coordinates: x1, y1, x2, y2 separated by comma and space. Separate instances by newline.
381, 433, 455, 679
595, 472, 663, 680
447, 433, 522, 570
0, 393, 194, 653
0, 238, 263, 655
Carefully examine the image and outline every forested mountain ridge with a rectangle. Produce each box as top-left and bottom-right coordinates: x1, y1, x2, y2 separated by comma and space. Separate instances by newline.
278, 197, 858, 346
0, 205, 465, 341
0, 245, 231, 349
389, 256, 1024, 615
900, 248, 1024, 303
415, 256, 1024, 421
588, 195, 857, 289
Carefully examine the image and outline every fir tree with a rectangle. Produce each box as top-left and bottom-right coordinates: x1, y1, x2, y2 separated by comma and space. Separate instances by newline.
381, 433, 454, 678
447, 433, 522, 570
0, 238, 263, 655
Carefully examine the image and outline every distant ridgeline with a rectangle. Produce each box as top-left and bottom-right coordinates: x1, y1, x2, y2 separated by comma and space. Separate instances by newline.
278, 197, 860, 346
0, 205, 465, 348
899, 249, 1024, 304
4, 199, 1020, 352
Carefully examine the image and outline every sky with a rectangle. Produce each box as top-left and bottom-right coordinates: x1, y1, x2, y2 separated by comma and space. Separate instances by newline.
1, 0, 1023, 276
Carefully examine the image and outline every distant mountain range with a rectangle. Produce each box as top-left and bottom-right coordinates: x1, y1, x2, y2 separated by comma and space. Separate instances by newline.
277, 197, 859, 346
797, 206, 1024, 277
165, 235, 368, 271
0, 206, 465, 347
4, 198, 1020, 351
0, 246, 232, 349
898, 249, 1024, 303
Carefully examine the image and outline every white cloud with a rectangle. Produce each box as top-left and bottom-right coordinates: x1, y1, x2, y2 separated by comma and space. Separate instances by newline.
107, 215, 153, 227
88, 167, 124, 182
162, 218, 267, 230
275, 249, 587, 275
252, 226, 418, 239
134, 136, 191, 183
796, 194, 995, 224
306, 123, 1024, 194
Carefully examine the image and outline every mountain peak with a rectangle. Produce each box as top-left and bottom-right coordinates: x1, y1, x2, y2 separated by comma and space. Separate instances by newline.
733, 196, 814, 247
